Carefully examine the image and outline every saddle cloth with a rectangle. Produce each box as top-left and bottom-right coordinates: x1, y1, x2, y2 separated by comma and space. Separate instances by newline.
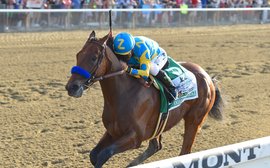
153, 57, 198, 113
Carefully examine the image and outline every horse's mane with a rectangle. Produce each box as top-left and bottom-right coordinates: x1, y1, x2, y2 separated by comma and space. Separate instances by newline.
106, 35, 114, 51
100, 34, 125, 71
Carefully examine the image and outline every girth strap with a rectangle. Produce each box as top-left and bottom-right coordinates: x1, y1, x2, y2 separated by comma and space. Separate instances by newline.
147, 113, 169, 141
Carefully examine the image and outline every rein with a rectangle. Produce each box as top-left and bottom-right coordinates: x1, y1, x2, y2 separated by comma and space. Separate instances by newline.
71, 33, 125, 87
92, 70, 125, 82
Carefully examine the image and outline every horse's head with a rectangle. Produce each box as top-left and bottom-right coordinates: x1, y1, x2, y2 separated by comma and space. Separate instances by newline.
65, 30, 121, 98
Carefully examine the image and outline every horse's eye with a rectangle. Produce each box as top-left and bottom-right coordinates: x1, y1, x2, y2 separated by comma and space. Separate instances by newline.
91, 56, 97, 62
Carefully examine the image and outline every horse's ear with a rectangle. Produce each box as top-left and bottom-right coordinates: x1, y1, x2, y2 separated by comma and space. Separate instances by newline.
89, 31, 96, 40
100, 33, 109, 44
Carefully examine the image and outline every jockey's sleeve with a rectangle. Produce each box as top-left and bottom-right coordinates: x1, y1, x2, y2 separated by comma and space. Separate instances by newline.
129, 50, 151, 81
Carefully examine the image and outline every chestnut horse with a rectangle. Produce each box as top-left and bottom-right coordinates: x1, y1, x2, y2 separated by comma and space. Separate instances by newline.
65, 31, 224, 168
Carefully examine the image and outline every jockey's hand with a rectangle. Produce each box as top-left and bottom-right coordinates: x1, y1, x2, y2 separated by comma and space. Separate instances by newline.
143, 81, 151, 88
120, 61, 128, 71
126, 66, 132, 74
139, 78, 152, 88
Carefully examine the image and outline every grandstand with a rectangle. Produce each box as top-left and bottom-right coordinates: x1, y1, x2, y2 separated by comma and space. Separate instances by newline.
0, 4, 270, 32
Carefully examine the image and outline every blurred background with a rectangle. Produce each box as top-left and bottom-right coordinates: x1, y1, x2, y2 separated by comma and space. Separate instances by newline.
0, 0, 270, 32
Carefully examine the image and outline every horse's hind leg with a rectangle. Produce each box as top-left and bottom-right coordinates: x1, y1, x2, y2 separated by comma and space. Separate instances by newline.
180, 106, 210, 155
179, 72, 215, 155
180, 116, 202, 155
127, 136, 162, 167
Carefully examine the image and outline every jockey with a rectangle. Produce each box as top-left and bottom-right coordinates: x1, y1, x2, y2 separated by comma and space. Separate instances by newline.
113, 32, 177, 102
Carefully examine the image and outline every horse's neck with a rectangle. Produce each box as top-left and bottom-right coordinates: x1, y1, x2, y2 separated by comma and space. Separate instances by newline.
98, 47, 149, 113
100, 74, 127, 88
99, 47, 130, 102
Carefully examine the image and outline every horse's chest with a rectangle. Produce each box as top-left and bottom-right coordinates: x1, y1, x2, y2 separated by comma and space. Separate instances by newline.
102, 110, 129, 136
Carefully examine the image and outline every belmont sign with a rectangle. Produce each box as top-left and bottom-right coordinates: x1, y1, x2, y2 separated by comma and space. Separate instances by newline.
172, 144, 261, 168
132, 136, 270, 168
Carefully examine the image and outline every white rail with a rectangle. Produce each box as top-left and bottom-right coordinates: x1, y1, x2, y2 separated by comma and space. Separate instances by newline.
0, 8, 270, 13
131, 136, 270, 168
0, 8, 269, 32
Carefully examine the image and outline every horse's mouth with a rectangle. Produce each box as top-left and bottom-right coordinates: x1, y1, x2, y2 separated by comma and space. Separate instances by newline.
66, 84, 84, 98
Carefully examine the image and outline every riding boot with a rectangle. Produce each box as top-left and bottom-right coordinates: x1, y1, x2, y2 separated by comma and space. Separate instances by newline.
156, 70, 178, 103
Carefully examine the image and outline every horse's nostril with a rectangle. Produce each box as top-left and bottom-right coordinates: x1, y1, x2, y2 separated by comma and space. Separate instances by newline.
66, 82, 83, 97
71, 84, 80, 91
66, 83, 80, 92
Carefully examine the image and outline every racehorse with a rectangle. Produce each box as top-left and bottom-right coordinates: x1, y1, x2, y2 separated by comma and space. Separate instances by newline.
65, 31, 224, 168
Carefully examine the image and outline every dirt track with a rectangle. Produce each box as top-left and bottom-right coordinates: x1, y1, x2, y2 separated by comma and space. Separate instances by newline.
0, 25, 270, 168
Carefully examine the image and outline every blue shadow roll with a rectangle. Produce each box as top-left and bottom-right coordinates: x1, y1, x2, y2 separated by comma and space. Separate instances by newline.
71, 66, 91, 79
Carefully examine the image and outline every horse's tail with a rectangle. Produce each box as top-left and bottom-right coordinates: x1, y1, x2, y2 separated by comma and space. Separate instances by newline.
208, 77, 224, 120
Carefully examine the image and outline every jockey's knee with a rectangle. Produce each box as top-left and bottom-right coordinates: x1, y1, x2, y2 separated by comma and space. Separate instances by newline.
150, 63, 160, 76
150, 60, 170, 76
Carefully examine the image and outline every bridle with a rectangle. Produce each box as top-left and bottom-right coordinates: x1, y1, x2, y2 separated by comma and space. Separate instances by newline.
70, 33, 125, 88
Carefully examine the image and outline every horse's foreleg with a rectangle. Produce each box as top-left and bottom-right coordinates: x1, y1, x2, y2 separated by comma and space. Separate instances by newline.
90, 131, 113, 166
94, 131, 140, 168
127, 136, 162, 167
